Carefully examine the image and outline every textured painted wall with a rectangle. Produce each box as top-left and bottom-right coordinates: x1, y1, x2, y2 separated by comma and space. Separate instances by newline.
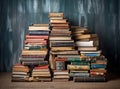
0, 0, 119, 72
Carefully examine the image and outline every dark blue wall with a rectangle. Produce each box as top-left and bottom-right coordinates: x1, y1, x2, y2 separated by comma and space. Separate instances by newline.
0, 0, 119, 72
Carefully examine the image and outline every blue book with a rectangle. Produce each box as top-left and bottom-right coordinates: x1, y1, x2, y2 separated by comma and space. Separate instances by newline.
91, 64, 106, 68
81, 53, 100, 57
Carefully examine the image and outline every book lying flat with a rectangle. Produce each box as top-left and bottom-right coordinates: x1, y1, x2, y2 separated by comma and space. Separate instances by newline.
50, 50, 79, 55
74, 76, 106, 82
49, 13, 64, 17
76, 40, 99, 47
67, 65, 90, 70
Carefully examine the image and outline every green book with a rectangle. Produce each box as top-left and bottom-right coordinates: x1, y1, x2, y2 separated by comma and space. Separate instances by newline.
67, 57, 81, 62
71, 61, 90, 65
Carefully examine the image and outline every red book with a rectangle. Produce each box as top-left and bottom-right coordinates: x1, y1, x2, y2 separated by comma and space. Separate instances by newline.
55, 57, 67, 61
34, 65, 49, 69
24, 40, 47, 44
13, 64, 28, 68
26, 35, 48, 39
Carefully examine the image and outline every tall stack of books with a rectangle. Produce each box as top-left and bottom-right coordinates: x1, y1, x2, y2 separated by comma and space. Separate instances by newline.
71, 26, 107, 82
12, 24, 51, 82
23, 24, 51, 81
21, 24, 49, 66
11, 64, 30, 82
48, 13, 79, 81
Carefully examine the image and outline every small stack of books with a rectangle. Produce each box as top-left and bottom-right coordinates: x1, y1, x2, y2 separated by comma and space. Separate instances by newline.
32, 65, 51, 82
53, 57, 69, 81
11, 64, 30, 82
67, 58, 90, 80
90, 56, 107, 82
71, 26, 107, 82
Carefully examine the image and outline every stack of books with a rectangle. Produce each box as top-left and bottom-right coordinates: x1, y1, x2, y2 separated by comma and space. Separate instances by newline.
12, 24, 51, 82
21, 24, 49, 66
49, 13, 78, 81
71, 26, 107, 82
90, 55, 107, 82
53, 57, 69, 81
11, 64, 30, 82
11, 13, 107, 83
32, 65, 51, 82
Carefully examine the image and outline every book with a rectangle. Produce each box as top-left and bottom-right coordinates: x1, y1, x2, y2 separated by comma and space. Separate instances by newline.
22, 61, 48, 66
55, 61, 65, 70
21, 55, 46, 58
67, 65, 90, 70
24, 45, 46, 50
74, 76, 106, 82
51, 23, 69, 27
78, 46, 98, 51
90, 72, 105, 76
32, 24, 49, 27
80, 50, 102, 57
19, 57, 45, 61
50, 19, 67, 23
70, 72, 90, 77
28, 26, 49, 30
72, 30, 90, 34
29, 30, 49, 35
49, 13, 64, 17
49, 36, 71, 40
52, 26, 69, 29
26, 35, 48, 39
50, 16, 63, 20
71, 62, 90, 65
54, 70, 69, 75
75, 34, 98, 40
91, 64, 106, 69
90, 69, 107, 73
57, 54, 80, 58
12, 75, 29, 78
54, 75, 69, 79
76, 40, 99, 47
22, 50, 48, 55
51, 47, 74, 51
51, 42, 74, 47
50, 50, 79, 55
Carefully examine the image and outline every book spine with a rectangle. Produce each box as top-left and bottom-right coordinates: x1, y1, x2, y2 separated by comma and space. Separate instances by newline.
55, 61, 65, 70
67, 57, 81, 62
70, 73, 90, 77
91, 64, 106, 69
74, 76, 106, 82
71, 62, 90, 65
29, 31, 49, 35
24, 45, 46, 50
26, 35, 48, 39
19, 57, 44, 61
81, 53, 100, 57
67, 65, 90, 70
